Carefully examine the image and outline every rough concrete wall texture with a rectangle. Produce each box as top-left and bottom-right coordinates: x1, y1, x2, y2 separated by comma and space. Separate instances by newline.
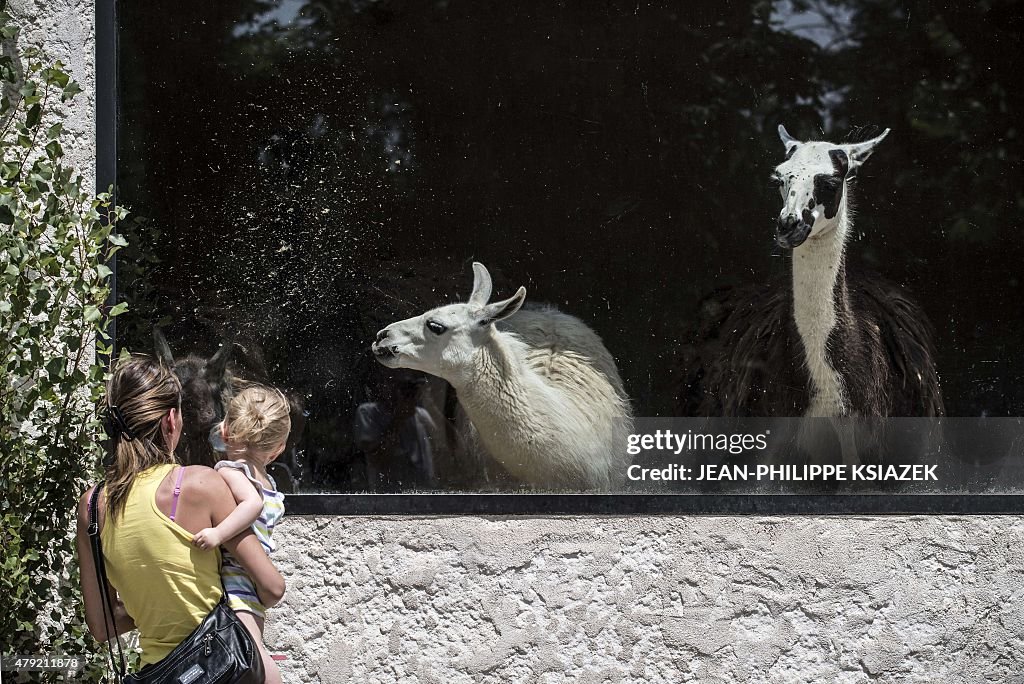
269, 516, 1024, 683
10, 0, 95, 193
19, 2, 1024, 684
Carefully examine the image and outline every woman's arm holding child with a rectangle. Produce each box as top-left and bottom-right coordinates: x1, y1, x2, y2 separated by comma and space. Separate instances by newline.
191, 467, 264, 550
198, 470, 285, 607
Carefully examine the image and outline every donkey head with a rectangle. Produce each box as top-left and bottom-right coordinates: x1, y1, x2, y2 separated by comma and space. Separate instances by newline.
771, 125, 889, 248
154, 329, 233, 466
371, 262, 526, 384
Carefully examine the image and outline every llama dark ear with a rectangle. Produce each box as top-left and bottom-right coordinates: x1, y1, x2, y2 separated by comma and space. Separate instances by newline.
206, 342, 232, 382
235, 339, 269, 378
828, 148, 850, 178
469, 262, 493, 307
154, 328, 174, 366
479, 287, 526, 325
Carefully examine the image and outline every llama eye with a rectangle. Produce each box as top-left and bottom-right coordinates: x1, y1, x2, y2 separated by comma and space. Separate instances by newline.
768, 176, 783, 188
426, 320, 448, 335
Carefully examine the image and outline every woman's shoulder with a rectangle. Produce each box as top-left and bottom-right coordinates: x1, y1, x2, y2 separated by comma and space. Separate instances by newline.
183, 464, 227, 487
179, 464, 235, 502
76, 483, 100, 525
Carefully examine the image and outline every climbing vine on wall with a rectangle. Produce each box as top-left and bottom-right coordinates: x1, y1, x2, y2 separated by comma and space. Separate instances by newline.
0, 4, 127, 681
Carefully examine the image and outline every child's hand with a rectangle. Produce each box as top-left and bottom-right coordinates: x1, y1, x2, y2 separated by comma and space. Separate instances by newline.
192, 527, 223, 550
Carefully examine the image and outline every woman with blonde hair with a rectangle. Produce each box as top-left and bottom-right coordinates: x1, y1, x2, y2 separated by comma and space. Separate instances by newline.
75, 355, 285, 678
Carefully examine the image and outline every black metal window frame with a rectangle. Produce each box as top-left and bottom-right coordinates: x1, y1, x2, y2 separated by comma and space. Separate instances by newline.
95, 0, 1024, 516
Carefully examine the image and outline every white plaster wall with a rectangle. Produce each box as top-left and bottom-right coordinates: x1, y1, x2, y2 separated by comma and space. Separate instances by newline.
9, 0, 94, 193
268, 516, 1024, 683
23, 2, 1024, 683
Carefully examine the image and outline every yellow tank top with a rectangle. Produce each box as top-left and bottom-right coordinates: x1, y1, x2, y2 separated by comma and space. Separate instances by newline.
99, 463, 222, 665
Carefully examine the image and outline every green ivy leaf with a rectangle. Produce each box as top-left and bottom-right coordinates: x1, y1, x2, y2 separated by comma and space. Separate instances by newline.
43, 66, 70, 88
61, 80, 82, 100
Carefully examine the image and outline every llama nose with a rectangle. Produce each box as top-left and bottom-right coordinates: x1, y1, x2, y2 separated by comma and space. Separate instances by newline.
777, 213, 803, 235
776, 213, 811, 248
375, 329, 389, 343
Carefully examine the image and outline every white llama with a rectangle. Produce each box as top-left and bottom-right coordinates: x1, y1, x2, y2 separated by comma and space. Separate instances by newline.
371, 262, 633, 490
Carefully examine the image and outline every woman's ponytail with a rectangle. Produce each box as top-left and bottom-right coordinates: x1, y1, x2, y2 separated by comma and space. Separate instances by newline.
103, 355, 182, 522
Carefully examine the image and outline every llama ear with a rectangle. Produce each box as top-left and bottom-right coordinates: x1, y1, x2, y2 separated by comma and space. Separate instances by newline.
843, 128, 890, 167
479, 287, 526, 325
206, 342, 232, 383
154, 328, 174, 366
778, 124, 800, 156
469, 262, 493, 306
828, 148, 850, 178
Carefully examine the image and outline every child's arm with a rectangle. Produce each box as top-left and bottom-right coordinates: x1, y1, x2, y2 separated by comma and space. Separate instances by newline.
205, 473, 286, 607
191, 468, 264, 550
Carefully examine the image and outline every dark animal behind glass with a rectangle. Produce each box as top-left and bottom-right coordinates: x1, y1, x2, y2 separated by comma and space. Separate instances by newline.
154, 329, 232, 467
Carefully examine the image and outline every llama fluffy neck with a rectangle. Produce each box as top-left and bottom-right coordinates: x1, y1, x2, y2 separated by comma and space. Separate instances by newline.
453, 329, 558, 466
791, 200, 852, 416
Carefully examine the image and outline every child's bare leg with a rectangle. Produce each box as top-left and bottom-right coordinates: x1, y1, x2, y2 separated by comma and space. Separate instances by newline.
236, 611, 282, 684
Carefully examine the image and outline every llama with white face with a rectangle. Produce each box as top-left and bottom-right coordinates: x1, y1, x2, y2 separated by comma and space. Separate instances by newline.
773, 125, 899, 416
681, 126, 943, 418
372, 262, 633, 490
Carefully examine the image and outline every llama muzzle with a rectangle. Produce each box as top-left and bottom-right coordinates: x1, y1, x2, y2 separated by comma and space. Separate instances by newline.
776, 213, 812, 248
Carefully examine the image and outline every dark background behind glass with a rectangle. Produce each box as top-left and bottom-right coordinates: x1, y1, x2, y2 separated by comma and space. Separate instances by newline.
117, 0, 1024, 492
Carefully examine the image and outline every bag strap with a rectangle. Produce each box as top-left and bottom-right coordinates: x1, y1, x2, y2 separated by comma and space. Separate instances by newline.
88, 482, 128, 681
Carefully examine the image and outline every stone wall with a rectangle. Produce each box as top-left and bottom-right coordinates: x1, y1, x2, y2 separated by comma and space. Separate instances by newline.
268, 515, 1024, 683
21, 2, 1024, 682
10, 0, 94, 192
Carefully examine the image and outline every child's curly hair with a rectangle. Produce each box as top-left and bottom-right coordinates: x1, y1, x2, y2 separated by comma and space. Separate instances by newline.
221, 384, 291, 458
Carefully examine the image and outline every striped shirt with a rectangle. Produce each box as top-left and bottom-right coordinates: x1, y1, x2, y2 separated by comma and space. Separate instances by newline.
214, 460, 285, 618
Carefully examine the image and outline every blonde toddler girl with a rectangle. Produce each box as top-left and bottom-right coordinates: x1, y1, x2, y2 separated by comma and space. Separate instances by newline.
192, 384, 290, 684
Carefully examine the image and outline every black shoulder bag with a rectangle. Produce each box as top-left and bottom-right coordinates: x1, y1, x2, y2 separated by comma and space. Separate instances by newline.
88, 483, 267, 684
